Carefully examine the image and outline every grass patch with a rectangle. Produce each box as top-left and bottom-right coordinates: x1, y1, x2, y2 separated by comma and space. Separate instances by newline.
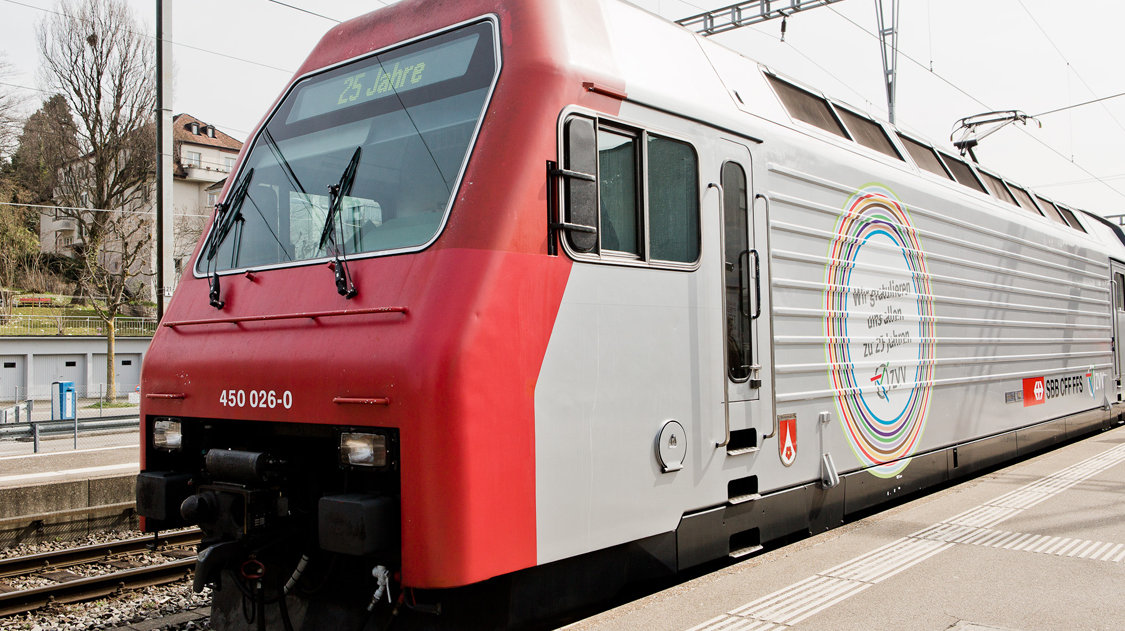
84, 401, 136, 409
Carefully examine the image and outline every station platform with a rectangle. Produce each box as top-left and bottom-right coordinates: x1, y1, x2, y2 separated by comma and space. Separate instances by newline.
0, 444, 138, 488
0, 444, 139, 546
569, 423, 1125, 631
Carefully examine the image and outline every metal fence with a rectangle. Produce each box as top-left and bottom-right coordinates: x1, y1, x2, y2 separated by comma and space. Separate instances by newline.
0, 315, 156, 337
0, 416, 139, 455
0, 383, 141, 455
1, 383, 141, 414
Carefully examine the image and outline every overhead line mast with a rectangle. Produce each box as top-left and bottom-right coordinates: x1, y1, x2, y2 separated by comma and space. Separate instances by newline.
874, 0, 899, 124
676, 0, 900, 124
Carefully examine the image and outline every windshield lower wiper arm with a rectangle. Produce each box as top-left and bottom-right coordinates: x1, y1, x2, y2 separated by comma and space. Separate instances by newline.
206, 169, 254, 262
202, 168, 254, 309
319, 147, 362, 299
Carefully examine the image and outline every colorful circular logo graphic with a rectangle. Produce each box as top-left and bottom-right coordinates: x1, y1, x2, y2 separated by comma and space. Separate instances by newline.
824, 186, 934, 477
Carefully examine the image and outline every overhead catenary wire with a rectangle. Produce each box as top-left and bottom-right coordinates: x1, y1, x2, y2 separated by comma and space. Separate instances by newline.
820, 3, 1125, 206
0, 80, 49, 95
264, 0, 340, 23
1016, 0, 1125, 139
0, 200, 210, 218
1033, 91, 1125, 119
0, 0, 295, 75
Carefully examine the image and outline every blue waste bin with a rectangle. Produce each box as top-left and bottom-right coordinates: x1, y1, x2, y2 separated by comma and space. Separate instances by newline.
51, 380, 76, 420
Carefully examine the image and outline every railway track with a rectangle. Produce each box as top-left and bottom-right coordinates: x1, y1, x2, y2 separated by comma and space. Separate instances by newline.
0, 530, 200, 617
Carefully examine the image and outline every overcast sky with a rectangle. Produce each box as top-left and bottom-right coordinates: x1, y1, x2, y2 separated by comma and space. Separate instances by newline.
3, 0, 1124, 216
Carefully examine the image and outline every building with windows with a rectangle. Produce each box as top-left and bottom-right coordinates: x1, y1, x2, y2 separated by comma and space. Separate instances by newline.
170, 114, 243, 281
37, 114, 243, 285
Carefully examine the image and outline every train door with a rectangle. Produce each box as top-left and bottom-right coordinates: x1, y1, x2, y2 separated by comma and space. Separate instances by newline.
714, 139, 770, 454
1111, 261, 1125, 401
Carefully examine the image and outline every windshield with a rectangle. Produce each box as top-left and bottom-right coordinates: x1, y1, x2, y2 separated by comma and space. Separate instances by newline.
198, 19, 498, 274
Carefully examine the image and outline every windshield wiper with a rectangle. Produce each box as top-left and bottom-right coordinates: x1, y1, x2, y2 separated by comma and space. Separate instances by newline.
263, 129, 309, 198
319, 147, 361, 299
203, 168, 254, 309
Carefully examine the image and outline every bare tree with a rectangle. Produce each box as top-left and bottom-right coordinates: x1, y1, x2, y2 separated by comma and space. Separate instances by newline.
0, 194, 38, 289
173, 212, 205, 283
39, 0, 156, 402
0, 58, 36, 289
0, 55, 24, 161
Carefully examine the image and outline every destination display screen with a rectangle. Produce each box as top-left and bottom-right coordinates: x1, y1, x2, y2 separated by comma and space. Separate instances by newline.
288, 32, 481, 123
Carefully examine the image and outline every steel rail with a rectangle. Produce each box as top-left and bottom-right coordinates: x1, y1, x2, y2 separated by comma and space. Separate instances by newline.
0, 530, 200, 579
0, 558, 196, 617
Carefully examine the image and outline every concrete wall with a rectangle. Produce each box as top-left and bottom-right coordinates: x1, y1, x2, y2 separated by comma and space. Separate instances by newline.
0, 337, 151, 401
0, 474, 138, 548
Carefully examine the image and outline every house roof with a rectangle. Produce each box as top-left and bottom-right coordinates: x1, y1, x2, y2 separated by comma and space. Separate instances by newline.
173, 113, 243, 151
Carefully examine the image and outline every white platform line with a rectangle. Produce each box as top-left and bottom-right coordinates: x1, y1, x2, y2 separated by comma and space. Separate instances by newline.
784, 582, 873, 625
956, 527, 997, 546
1055, 539, 1085, 557
753, 575, 843, 621
687, 614, 776, 631
1070, 540, 1098, 558
986, 531, 1021, 548
1042, 537, 1075, 555
1086, 541, 1115, 560
1029, 536, 1063, 554
1093, 539, 1120, 557
862, 542, 954, 584
0, 462, 138, 484
729, 575, 822, 617
680, 440, 1125, 631
0, 444, 136, 462
1006, 532, 1040, 551
764, 576, 855, 623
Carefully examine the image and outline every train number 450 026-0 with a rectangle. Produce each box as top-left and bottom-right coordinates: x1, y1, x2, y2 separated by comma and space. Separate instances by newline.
219, 389, 293, 410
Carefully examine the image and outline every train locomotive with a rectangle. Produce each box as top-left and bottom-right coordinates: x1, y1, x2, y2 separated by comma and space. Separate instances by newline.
136, 0, 1125, 628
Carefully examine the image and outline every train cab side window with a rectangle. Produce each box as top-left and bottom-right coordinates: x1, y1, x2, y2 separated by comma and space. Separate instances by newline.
1034, 195, 1069, 226
836, 107, 901, 160
767, 74, 848, 138
898, 134, 952, 180
560, 115, 700, 267
648, 135, 700, 263
598, 129, 641, 256
937, 152, 987, 194
979, 171, 1018, 206
1056, 205, 1087, 233
1116, 273, 1125, 311
562, 117, 599, 253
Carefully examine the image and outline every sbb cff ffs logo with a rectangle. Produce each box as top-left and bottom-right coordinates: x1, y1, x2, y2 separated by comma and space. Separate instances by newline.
1022, 374, 1085, 407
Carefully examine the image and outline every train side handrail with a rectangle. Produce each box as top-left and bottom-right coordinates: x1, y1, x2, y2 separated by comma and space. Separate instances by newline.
163, 306, 408, 328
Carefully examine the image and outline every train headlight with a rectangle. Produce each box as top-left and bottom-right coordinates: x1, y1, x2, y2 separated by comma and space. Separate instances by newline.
153, 418, 183, 451
340, 432, 387, 468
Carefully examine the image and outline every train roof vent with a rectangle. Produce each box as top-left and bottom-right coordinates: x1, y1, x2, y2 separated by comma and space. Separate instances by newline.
979, 171, 1018, 206
897, 134, 951, 180
766, 74, 847, 139
1035, 195, 1071, 226
1056, 205, 1088, 233
937, 151, 987, 194
836, 107, 901, 161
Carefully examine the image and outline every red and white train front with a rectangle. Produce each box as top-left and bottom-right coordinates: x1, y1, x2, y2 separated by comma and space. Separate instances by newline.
137, 1, 629, 627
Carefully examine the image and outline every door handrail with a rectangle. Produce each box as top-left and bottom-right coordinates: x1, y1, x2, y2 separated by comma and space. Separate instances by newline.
711, 182, 731, 449
756, 192, 777, 440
